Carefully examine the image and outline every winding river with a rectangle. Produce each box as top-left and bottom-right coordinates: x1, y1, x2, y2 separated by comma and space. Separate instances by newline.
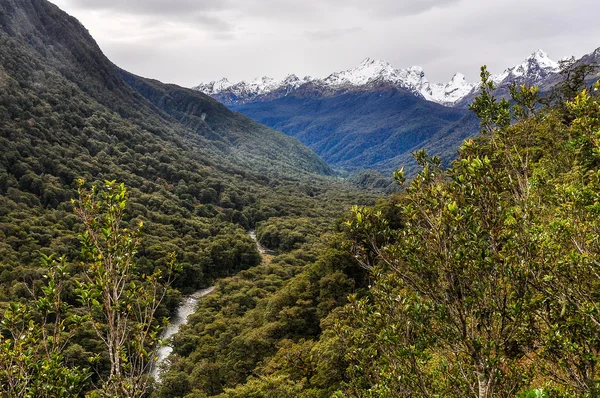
151, 286, 215, 381
249, 230, 275, 255
152, 230, 268, 380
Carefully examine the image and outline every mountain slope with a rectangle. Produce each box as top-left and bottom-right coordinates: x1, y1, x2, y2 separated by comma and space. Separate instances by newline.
119, 71, 332, 176
230, 88, 475, 173
0, 0, 330, 178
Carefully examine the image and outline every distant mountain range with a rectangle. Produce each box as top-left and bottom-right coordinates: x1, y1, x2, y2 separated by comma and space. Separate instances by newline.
194, 49, 563, 107
194, 48, 599, 174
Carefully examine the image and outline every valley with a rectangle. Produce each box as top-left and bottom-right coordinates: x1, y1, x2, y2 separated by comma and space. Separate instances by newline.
1, 0, 600, 397
0, 0, 376, 395
152, 286, 216, 382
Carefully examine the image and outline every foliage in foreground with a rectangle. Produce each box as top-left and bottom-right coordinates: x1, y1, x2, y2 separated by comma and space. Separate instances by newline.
333, 75, 600, 397
1, 181, 179, 397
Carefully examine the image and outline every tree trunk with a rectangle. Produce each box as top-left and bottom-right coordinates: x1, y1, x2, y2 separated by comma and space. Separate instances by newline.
476, 361, 491, 398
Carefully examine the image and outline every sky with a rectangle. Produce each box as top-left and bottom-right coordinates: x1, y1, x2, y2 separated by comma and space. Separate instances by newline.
49, 0, 600, 88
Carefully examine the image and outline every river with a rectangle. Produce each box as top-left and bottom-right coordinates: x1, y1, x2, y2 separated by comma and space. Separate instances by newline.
152, 230, 268, 380
151, 286, 215, 381
248, 230, 275, 255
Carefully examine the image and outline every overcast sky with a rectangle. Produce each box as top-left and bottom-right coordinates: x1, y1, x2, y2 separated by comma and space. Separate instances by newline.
50, 0, 600, 87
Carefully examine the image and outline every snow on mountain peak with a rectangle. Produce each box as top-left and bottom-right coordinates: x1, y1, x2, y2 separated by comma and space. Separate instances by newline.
358, 57, 374, 66
419, 71, 476, 106
407, 65, 425, 74
194, 58, 478, 106
322, 57, 397, 87
247, 76, 280, 93
193, 48, 570, 107
451, 73, 466, 82
527, 49, 559, 72
283, 74, 299, 82
194, 77, 233, 95
492, 49, 559, 85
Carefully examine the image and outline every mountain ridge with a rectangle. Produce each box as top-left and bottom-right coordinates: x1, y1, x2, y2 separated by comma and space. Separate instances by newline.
194, 49, 566, 107
194, 47, 600, 174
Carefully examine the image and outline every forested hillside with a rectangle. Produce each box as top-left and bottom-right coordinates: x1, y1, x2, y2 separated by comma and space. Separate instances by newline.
0, 0, 361, 284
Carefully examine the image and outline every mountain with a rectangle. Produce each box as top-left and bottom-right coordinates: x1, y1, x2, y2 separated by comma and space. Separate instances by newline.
118, 70, 332, 176
194, 58, 485, 173
195, 58, 477, 107
195, 49, 592, 110
573, 46, 600, 81
492, 49, 560, 85
228, 88, 478, 174
455, 49, 562, 107
0, 0, 331, 178
193, 49, 596, 174
534, 47, 600, 97
195, 50, 568, 109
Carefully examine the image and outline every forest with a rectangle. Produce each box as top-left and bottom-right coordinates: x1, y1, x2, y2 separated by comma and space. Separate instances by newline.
0, 0, 376, 395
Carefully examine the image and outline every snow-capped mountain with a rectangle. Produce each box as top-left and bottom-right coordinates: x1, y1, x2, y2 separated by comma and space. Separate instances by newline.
194, 74, 315, 105
452, 49, 564, 107
194, 49, 564, 108
198, 77, 233, 94
491, 49, 559, 85
189, 47, 598, 174
421, 73, 477, 105
193, 58, 476, 106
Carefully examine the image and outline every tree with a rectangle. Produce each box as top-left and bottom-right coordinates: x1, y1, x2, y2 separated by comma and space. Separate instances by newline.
342, 69, 542, 398
533, 81, 600, 396
0, 255, 88, 397
74, 180, 179, 397
540, 56, 598, 122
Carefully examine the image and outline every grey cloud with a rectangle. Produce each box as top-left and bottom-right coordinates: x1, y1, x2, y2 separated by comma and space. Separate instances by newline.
52, 0, 600, 87
135, 13, 233, 34
64, 0, 234, 33
191, 14, 233, 32
66, 0, 226, 15
211, 31, 236, 41
63, 0, 462, 23
56, 0, 465, 44
326, 0, 462, 17
305, 27, 363, 41
231, 0, 462, 19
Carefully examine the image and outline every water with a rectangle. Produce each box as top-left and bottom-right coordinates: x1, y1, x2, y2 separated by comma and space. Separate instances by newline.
151, 286, 215, 381
248, 230, 275, 255
152, 230, 268, 380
